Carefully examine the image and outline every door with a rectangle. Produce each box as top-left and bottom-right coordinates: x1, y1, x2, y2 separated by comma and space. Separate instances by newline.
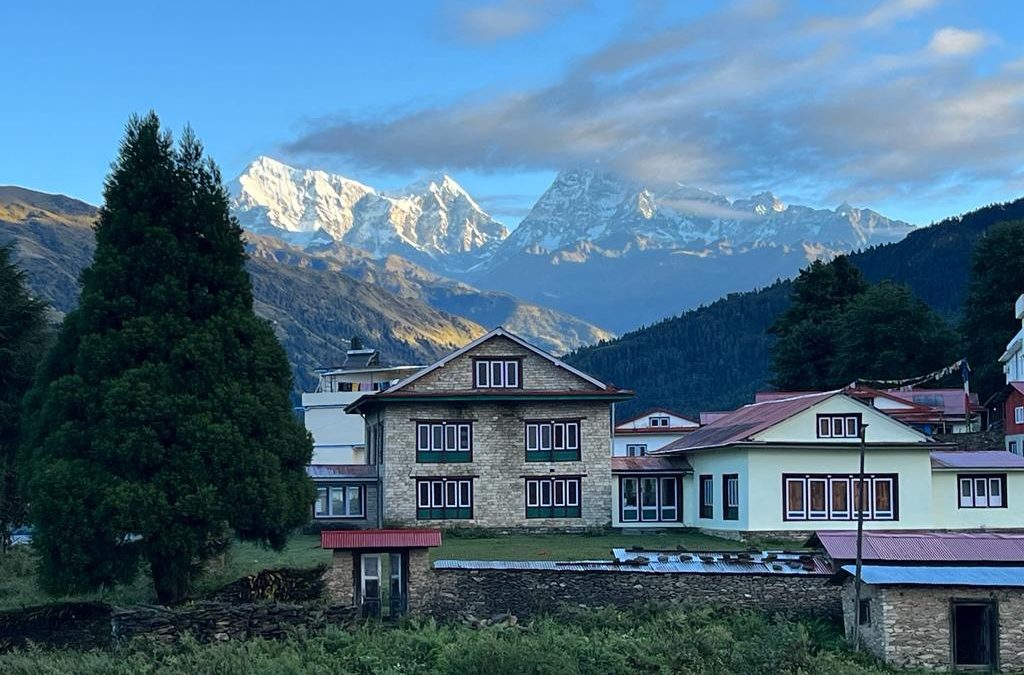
388, 552, 407, 617
952, 600, 998, 670
359, 554, 382, 618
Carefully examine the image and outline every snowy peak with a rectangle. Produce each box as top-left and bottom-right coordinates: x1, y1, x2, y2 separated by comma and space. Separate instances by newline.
230, 159, 508, 273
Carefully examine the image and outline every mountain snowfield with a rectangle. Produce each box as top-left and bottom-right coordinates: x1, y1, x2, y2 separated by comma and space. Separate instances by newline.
232, 157, 508, 274
231, 159, 916, 331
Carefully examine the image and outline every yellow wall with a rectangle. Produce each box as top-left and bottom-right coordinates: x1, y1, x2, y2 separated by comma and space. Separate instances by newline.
930, 471, 1024, 529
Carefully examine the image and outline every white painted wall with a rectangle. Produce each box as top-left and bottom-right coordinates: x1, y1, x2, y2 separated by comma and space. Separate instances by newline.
616, 412, 698, 431
1002, 295, 1024, 381
931, 471, 1024, 529
754, 395, 927, 445
612, 433, 689, 456
302, 391, 366, 464
685, 448, 751, 530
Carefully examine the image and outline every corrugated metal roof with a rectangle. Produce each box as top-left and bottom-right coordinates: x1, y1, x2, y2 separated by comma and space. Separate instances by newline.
611, 456, 692, 473
885, 388, 984, 416
841, 564, 1024, 587
657, 391, 839, 453
815, 530, 1024, 564
931, 450, 1024, 470
321, 529, 441, 550
434, 550, 831, 576
307, 465, 378, 479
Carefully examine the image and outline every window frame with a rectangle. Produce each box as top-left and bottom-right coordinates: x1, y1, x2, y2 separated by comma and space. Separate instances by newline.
415, 420, 473, 463
625, 444, 648, 457
525, 477, 582, 518
314, 484, 365, 519
699, 475, 714, 519
1016, 406, 1024, 425
472, 358, 523, 389
525, 419, 582, 461
782, 473, 899, 521
722, 474, 739, 521
415, 478, 474, 520
957, 473, 1008, 509
815, 413, 862, 439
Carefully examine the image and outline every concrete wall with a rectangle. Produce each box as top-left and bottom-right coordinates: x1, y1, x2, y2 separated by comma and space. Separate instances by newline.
930, 471, 1024, 530
842, 582, 1024, 672
754, 395, 928, 445
303, 391, 366, 464
612, 433, 689, 456
687, 448, 750, 530
379, 400, 612, 528
425, 567, 840, 621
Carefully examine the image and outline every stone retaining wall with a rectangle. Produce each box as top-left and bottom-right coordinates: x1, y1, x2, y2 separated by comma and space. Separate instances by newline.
425, 567, 841, 621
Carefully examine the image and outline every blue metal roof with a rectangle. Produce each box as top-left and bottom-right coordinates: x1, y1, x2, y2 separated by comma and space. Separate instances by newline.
841, 565, 1024, 587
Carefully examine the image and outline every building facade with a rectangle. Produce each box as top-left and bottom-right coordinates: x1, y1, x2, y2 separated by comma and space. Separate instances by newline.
613, 408, 699, 457
347, 328, 632, 530
1000, 294, 1024, 454
652, 392, 1024, 536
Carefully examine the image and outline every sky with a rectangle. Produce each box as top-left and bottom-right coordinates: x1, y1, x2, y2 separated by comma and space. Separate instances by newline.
3, 0, 1023, 226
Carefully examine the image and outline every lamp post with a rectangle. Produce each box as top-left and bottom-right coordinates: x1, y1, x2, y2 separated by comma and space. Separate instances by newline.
852, 422, 868, 651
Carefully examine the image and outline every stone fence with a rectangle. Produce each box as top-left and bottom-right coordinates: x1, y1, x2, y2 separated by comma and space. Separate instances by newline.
423, 563, 842, 622
0, 601, 355, 652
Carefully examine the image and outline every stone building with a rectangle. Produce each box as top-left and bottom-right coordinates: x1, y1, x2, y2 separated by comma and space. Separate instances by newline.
346, 327, 632, 530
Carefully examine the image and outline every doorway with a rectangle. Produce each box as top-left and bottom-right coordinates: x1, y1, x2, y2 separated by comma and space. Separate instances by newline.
357, 552, 407, 619
951, 600, 998, 670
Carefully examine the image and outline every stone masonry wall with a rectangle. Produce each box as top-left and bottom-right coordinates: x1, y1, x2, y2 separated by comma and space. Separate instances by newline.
403, 335, 600, 393
843, 582, 1024, 671
323, 550, 355, 606
381, 400, 613, 529
425, 568, 841, 621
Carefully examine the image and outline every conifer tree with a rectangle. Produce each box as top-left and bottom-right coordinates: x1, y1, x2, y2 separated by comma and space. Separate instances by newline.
21, 113, 313, 602
960, 220, 1024, 401
0, 244, 47, 551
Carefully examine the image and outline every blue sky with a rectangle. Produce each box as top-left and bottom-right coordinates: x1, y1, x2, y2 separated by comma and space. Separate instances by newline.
3, 0, 1023, 226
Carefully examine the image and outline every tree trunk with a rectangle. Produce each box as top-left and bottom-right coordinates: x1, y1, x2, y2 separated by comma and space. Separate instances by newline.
149, 552, 192, 605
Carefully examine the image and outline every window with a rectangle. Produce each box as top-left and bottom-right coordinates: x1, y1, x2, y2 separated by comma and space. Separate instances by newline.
699, 475, 714, 519
816, 414, 861, 439
723, 474, 739, 520
314, 485, 364, 518
625, 444, 647, 457
650, 416, 670, 427
1016, 406, 1024, 425
858, 599, 871, 626
525, 477, 581, 518
620, 476, 681, 522
783, 474, 899, 521
1011, 441, 1019, 455
473, 359, 521, 389
525, 420, 581, 461
958, 474, 1007, 509
416, 478, 472, 519
416, 421, 472, 462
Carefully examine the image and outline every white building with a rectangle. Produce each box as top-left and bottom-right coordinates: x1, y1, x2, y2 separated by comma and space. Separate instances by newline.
999, 294, 1024, 454
1002, 295, 1024, 383
613, 407, 699, 457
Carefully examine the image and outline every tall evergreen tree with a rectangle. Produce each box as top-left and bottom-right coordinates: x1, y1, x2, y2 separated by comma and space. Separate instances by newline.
20, 113, 313, 603
960, 220, 1024, 401
768, 256, 868, 389
0, 244, 47, 552
830, 282, 958, 385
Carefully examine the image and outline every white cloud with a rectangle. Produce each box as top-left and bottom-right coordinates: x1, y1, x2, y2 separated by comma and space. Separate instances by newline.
286, 1, 1023, 210
445, 0, 584, 44
928, 27, 989, 56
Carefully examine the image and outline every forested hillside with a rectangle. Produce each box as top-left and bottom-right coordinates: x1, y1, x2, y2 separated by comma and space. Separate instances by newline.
566, 197, 1024, 417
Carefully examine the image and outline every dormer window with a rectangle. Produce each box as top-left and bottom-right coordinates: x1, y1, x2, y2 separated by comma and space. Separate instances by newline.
473, 358, 521, 389
817, 414, 861, 439
650, 416, 670, 427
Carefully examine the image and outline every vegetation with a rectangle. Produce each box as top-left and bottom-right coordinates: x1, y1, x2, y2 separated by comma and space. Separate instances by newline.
0, 244, 47, 552
960, 220, 1024, 401
18, 113, 313, 604
567, 197, 1024, 416
0, 604, 900, 675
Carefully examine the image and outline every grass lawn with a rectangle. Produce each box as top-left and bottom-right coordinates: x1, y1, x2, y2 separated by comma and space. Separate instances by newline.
0, 529, 745, 610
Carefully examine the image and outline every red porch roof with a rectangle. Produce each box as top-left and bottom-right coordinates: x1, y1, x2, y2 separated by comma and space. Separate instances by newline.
320, 529, 442, 550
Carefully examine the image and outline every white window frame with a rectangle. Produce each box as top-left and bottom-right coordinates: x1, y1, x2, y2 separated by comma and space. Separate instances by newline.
315, 484, 364, 518
785, 474, 897, 521
621, 477, 639, 522
625, 444, 647, 457
1016, 406, 1024, 424
416, 421, 472, 455
526, 477, 581, 516
526, 421, 580, 458
474, 359, 520, 389
817, 414, 860, 439
959, 474, 1007, 509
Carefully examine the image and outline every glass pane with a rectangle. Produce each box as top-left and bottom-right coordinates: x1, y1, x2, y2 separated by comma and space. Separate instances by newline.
432, 482, 443, 507
526, 424, 538, 451
990, 478, 1003, 506
553, 480, 565, 506
315, 488, 328, 516
331, 487, 345, 515
505, 361, 518, 387
661, 478, 677, 507
702, 478, 713, 506
417, 425, 429, 450
975, 478, 987, 497
787, 480, 804, 515
475, 361, 488, 387
363, 555, 380, 577
491, 361, 504, 387
874, 480, 892, 511
846, 417, 859, 437
527, 480, 538, 506
832, 418, 844, 437
818, 418, 831, 437
810, 480, 826, 513
445, 425, 457, 451
347, 487, 362, 516
567, 480, 579, 506
622, 478, 638, 507
459, 425, 471, 451
459, 481, 471, 507
418, 482, 430, 508
432, 425, 443, 451
540, 424, 552, 450
540, 480, 552, 506
553, 423, 565, 450
567, 423, 579, 449
831, 480, 849, 515
446, 481, 458, 507
641, 478, 658, 507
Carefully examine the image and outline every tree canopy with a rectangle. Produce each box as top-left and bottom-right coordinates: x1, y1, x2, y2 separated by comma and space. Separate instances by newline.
0, 243, 47, 550
960, 220, 1024, 401
20, 113, 313, 603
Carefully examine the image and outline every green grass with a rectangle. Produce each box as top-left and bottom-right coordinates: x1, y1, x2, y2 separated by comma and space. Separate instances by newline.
0, 604, 905, 674
0, 530, 743, 611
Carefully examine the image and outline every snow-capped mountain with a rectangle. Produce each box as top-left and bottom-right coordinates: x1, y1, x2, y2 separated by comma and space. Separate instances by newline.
487, 167, 913, 267
231, 157, 509, 274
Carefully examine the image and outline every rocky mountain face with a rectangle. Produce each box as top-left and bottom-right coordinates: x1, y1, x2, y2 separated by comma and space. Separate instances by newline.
232, 157, 508, 274
0, 187, 607, 393
234, 161, 914, 332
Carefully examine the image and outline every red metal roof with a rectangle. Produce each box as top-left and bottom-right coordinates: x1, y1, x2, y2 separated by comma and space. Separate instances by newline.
611, 456, 692, 473
814, 530, 1024, 564
320, 529, 442, 550
885, 388, 984, 416
931, 450, 1024, 470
